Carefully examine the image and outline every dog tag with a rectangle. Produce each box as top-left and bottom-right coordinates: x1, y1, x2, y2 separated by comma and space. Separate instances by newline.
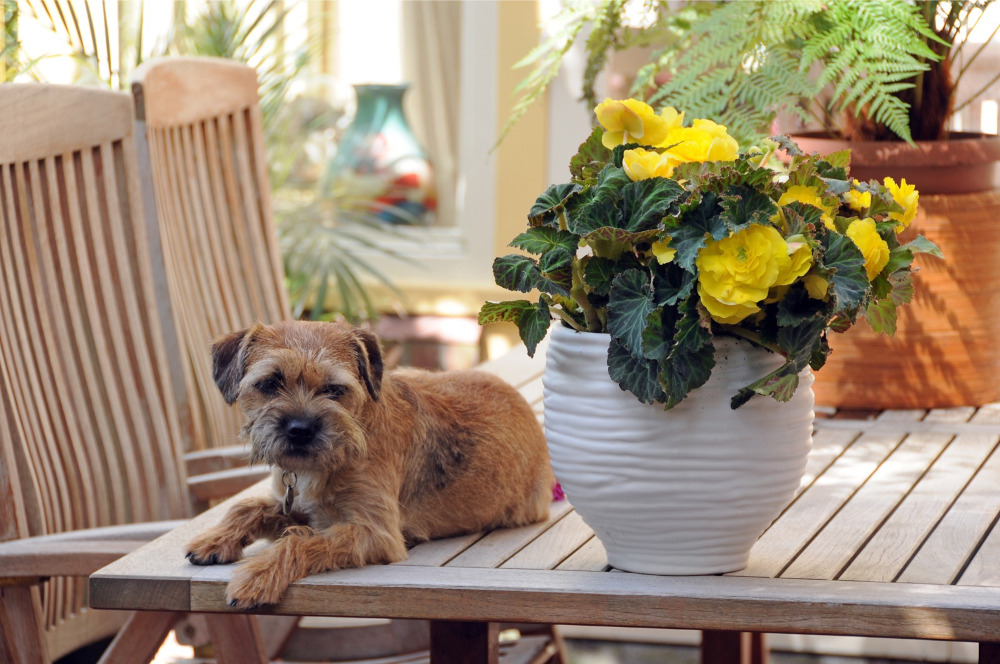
281, 471, 297, 515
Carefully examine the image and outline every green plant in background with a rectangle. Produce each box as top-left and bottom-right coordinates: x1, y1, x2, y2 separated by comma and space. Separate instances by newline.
505, 0, 997, 146
9, 0, 402, 324
482, 99, 941, 408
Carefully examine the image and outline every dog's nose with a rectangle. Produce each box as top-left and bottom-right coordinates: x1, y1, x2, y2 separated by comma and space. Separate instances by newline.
283, 416, 320, 445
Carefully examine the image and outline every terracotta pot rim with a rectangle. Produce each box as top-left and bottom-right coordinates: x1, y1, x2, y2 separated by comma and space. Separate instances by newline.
788, 131, 1000, 168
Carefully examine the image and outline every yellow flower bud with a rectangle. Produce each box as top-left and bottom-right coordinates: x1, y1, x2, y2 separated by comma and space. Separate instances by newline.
844, 181, 871, 212
803, 274, 829, 300
846, 217, 890, 281
883, 177, 919, 232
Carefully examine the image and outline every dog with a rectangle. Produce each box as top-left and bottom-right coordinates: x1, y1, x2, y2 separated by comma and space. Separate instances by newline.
185, 320, 554, 609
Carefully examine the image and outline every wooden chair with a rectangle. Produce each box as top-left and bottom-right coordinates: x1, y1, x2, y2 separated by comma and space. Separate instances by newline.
0, 83, 268, 663
131, 56, 565, 663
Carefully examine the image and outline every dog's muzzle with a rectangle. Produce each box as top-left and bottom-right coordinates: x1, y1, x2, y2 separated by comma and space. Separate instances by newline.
281, 415, 322, 450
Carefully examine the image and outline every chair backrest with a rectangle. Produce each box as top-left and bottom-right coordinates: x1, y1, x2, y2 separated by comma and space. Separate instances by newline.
131, 56, 290, 452
0, 83, 192, 660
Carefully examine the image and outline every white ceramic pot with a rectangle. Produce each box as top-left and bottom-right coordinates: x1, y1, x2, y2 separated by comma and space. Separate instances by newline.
542, 324, 814, 575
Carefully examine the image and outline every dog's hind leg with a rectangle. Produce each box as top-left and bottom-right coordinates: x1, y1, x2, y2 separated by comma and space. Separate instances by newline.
186, 495, 299, 566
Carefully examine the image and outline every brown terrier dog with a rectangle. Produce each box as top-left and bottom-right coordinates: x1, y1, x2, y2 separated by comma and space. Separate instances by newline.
186, 320, 553, 609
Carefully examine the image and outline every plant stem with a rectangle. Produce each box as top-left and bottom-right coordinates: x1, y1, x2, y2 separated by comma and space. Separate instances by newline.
717, 324, 785, 356
571, 259, 602, 331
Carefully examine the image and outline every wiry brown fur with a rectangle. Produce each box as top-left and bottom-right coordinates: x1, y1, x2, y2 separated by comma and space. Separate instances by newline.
186, 320, 554, 609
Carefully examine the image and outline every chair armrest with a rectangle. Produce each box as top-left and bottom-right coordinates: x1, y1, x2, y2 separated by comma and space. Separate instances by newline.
184, 443, 251, 475
188, 466, 271, 503
0, 520, 186, 579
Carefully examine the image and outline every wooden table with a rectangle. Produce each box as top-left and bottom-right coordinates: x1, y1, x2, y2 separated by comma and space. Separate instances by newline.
90, 339, 1000, 663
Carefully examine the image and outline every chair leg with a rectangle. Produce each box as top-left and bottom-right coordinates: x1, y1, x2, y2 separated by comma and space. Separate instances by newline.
701, 630, 769, 664
96, 610, 181, 664
430, 620, 499, 664
0, 585, 48, 664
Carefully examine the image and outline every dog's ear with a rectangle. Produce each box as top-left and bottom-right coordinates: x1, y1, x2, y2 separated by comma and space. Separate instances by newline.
212, 326, 259, 404
352, 329, 384, 401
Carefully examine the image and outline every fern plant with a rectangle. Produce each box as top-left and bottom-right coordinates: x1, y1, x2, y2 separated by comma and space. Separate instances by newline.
505, 0, 996, 145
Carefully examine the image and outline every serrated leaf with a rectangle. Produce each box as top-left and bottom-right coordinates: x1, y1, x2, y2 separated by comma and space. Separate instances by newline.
653, 262, 696, 307
582, 226, 660, 247
592, 163, 633, 206
518, 299, 552, 357
584, 256, 616, 296
669, 191, 729, 271
527, 183, 584, 227
510, 227, 580, 255
607, 269, 656, 355
569, 126, 612, 183
864, 297, 897, 336
822, 232, 869, 314
720, 185, 778, 228
902, 234, 944, 259
492, 254, 570, 297
641, 307, 671, 361
477, 300, 536, 326
619, 177, 686, 232
607, 337, 664, 404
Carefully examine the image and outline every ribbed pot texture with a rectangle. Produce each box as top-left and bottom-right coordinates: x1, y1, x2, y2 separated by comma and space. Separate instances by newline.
542, 325, 814, 575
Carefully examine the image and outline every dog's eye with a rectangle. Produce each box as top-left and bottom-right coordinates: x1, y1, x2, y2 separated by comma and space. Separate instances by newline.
254, 375, 283, 396
321, 384, 347, 400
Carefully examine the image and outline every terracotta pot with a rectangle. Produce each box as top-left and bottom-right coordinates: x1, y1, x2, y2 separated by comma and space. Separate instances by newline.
793, 133, 1000, 409
542, 325, 814, 575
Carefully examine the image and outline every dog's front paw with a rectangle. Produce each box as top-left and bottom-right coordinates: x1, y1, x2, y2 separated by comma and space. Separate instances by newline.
225, 559, 290, 610
186, 531, 245, 566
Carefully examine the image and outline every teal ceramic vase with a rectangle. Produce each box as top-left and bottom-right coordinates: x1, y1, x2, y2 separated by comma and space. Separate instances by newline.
324, 84, 437, 226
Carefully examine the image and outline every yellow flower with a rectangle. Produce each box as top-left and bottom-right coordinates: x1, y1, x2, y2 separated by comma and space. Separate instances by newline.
884, 177, 919, 232
622, 148, 674, 181
778, 185, 836, 230
657, 119, 739, 167
594, 98, 670, 150
846, 217, 890, 281
651, 238, 676, 264
660, 106, 686, 131
696, 224, 789, 325
844, 181, 871, 212
803, 274, 829, 300
775, 237, 813, 286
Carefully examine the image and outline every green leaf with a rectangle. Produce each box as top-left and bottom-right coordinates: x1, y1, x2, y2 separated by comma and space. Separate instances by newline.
477, 300, 536, 325
517, 299, 552, 357
569, 125, 612, 183
720, 185, 778, 228
607, 337, 664, 405
607, 269, 656, 355
619, 177, 686, 232
527, 183, 584, 227
492, 254, 570, 297
641, 307, 672, 361
653, 262, 696, 307
660, 300, 714, 409
583, 256, 616, 296
669, 191, 729, 271
510, 227, 579, 255
592, 163, 633, 206
902, 234, 944, 259
864, 297, 897, 336
821, 231, 868, 314
581, 226, 660, 248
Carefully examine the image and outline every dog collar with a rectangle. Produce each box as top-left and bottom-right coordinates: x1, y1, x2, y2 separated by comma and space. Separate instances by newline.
281, 470, 297, 515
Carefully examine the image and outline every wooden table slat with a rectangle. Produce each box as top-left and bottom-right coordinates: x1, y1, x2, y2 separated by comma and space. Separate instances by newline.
556, 536, 608, 572
501, 510, 593, 570
900, 441, 1000, 584
780, 431, 953, 581
445, 500, 573, 569
840, 432, 998, 583
735, 421, 917, 579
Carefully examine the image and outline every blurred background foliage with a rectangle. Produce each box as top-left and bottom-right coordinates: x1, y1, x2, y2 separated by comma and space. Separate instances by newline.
2, 0, 404, 323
